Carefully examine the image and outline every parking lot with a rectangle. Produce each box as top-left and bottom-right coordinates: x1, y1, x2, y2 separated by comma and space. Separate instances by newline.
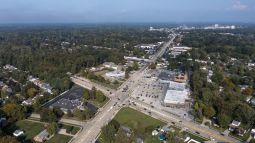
130, 69, 192, 120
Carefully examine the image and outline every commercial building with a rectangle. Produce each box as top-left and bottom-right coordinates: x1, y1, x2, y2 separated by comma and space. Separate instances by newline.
103, 62, 118, 70
48, 86, 84, 113
105, 70, 125, 78
169, 46, 192, 58
164, 90, 189, 106
159, 70, 190, 107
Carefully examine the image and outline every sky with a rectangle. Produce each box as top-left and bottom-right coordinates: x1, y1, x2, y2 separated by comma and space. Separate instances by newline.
0, 0, 255, 24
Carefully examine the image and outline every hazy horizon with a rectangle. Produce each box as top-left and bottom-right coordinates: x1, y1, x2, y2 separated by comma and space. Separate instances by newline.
0, 0, 255, 24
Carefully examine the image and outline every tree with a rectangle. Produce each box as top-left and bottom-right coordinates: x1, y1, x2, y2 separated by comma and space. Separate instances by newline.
125, 71, 130, 79
233, 103, 255, 124
0, 90, 7, 99
149, 63, 156, 69
47, 122, 58, 135
73, 109, 86, 120
95, 90, 106, 103
218, 114, 231, 128
53, 107, 64, 118
90, 87, 96, 99
66, 110, 73, 117
242, 87, 253, 96
109, 119, 120, 131
115, 129, 131, 143
250, 139, 255, 143
132, 62, 139, 71
101, 124, 116, 143
168, 131, 182, 143
66, 126, 74, 134
0, 136, 19, 143
203, 106, 216, 118
27, 87, 38, 97
211, 70, 224, 85
40, 108, 58, 122
3, 103, 16, 116
83, 89, 90, 100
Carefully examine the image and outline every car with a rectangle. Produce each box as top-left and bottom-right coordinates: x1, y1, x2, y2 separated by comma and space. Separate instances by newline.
171, 122, 175, 124
195, 131, 200, 134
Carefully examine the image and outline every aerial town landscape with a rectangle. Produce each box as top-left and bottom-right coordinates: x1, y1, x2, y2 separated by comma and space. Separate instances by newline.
1, 0, 255, 143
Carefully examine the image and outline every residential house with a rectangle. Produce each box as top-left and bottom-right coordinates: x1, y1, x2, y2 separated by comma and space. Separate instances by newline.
229, 120, 241, 132
22, 98, 33, 106
13, 130, 24, 137
33, 129, 50, 143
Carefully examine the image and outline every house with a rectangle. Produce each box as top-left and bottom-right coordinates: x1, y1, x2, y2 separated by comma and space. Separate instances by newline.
3, 64, 17, 71
120, 126, 132, 137
136, 136, 144, 143
33, 129, 49, 143
250, 98, 255, 106
159, 132, 167, 141
246, 96, 252, 103
13, 130, 24, 137
229, 120, 241, 132
235, 127, 246, 136
251, 129, 255, 138
174, 73, 188, 83
103, 62, 118, 70
22, 98, 33, 106
152, 130, 159, 136
1, 85, 13, 95
0, 117, 7, 127
28, 76, 53, 94
0, 81, 5, 88
105, 70, 125, 78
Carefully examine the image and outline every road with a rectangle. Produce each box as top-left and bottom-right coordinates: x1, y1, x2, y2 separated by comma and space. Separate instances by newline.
71, 76, 116, 97
71, 32, 240, 143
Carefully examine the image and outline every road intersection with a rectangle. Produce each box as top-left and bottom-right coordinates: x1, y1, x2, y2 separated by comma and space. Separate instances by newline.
71, 32, 240, 143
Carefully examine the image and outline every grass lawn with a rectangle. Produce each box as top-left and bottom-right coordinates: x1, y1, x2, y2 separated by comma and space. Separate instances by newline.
182, 131, 207, 142
60, 124, 80, 135
5, 120, 45, 142
90, 96, 109, 108
45, 134, 72, 143
99, 107, 165, 143
115, 107, 165, 130
114, 107, 165, 134
230, 131, 251, 141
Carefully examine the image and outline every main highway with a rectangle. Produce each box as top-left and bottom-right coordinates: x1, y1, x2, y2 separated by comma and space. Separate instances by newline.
71, 32, 240, 143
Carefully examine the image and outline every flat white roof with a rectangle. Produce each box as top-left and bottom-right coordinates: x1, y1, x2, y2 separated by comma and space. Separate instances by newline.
164, 90, 189, 104
169, 81, 186, 91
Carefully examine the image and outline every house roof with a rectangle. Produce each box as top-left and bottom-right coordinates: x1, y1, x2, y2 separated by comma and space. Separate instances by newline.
13, 130, 24, 137
231, 120, 241, 127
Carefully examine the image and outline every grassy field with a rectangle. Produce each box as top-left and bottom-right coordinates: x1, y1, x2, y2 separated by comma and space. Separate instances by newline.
182, 131, 207, 142
60, 124, 80, 135
6, 120, 45, 142
114, 107, 165, 143
45, 134, 72, 143
99, 107, 165, 143
6, 120, 75, 143
114, 107, 165, 134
